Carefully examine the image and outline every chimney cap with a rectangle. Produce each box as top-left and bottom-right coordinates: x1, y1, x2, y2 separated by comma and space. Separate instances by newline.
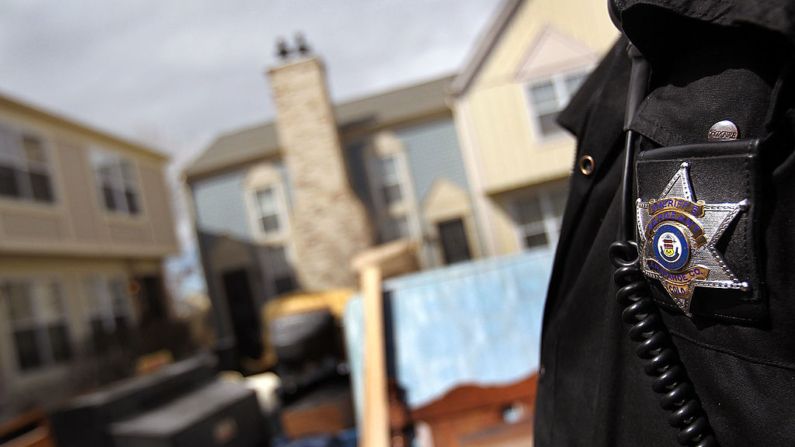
276, 37, 292, 60
295, 33, 311, 56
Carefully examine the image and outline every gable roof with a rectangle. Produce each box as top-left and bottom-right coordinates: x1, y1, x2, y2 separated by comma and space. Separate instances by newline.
516, 26, 601, 81
335, 74, 454, 132
448, 0, 526, 97
0, 92, 168, 162
185, 122, 279, 180
185, 74, 454, 180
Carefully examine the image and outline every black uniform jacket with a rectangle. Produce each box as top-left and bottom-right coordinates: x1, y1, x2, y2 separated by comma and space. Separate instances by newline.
534, 2, 795, 446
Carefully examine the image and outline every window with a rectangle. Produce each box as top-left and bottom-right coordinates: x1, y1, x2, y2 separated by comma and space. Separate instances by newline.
90, 149, 141, 216
261, 245, 298, 295
84, 276, 133, 354
2, 279, 72, 371
515, 196, 548, 249
245, 176, 290, 242
0, 124, 54, 203
372, 153, 413, 243
377, 156, 403, 206
253, 187, 282, 236
527, 70, 589, 138
514, 186, 568, 250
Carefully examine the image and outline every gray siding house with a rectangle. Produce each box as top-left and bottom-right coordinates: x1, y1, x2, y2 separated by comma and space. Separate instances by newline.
184, 54, 480, 366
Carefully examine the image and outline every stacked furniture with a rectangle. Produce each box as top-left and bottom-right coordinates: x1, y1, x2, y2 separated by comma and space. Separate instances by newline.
49, 353, 265, 447
269, 310, 355, 439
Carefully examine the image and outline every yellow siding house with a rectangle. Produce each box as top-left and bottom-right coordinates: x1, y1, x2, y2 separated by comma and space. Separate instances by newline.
450, 0, 618, 256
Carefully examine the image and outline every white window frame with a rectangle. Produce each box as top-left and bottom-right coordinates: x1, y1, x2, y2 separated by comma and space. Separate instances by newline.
512, 185, 568, 252
82, 275, 135, 342
376, 155, 405, 211
90, 147, 144, 217
2, 278, 72, 372
0, 123, 57, 204
366, 150, 419, 242
524, 67, 593, 143
246, 182, 290, 243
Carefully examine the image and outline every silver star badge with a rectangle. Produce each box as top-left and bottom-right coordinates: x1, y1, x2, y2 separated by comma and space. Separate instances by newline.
636, 162, 749, 316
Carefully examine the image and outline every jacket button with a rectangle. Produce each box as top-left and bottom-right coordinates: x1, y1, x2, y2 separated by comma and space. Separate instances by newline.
708, 120, 739, 141
579, 155, 595, 176
538, 365, 546, 382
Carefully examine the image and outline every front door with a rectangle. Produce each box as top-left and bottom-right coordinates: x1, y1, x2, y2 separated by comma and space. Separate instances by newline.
221, 269, 263, 360
138, 275, 167, 324
438, 218, 472, 265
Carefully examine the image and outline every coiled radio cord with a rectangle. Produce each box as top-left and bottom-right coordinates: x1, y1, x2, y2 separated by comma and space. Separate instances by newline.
610, 38, 720, 446
609, 240, 718, 447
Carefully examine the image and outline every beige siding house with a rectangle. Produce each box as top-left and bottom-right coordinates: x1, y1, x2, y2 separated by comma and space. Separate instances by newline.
0, 93, 179, 418
450, 0, 618, 256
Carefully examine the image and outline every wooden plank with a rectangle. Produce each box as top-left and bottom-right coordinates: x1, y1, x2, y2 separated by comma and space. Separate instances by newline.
0, 410, 46, 440
351, 239, 418, 280
361, 265, 390, 447
411, 374, 538, 420
461, 422, 534, 447
2, 426, 55, 447
0, 409, 55, 447
409, 374, 538, 447
281, 387, 355, 439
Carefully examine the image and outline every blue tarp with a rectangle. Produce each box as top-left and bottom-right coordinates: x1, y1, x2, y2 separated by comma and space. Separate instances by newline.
343, 249, 555, 425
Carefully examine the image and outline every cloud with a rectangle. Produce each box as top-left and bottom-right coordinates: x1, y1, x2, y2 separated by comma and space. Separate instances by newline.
0, 0, 501, 165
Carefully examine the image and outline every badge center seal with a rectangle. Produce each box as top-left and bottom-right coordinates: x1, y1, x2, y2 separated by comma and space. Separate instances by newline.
652, 223, 690, 271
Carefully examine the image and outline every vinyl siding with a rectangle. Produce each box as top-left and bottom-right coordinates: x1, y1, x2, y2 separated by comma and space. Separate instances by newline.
399, 118, 468, 204
0, 104, 178, 258
192, 169, 251, 241
462, 0, 617, 193
452, 0, 618, 256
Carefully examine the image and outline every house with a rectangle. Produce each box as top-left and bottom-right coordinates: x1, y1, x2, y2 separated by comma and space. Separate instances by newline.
449, 0, 618, 257
184, 49, 477, 366
0, 92, 180, 421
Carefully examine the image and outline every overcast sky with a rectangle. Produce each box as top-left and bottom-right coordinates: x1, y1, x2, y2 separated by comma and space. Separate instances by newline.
0, 0, 504, 284
0, 0, 503, 169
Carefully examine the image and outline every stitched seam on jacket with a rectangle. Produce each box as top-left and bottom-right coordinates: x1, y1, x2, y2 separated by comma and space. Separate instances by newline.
631, 99, 686, 147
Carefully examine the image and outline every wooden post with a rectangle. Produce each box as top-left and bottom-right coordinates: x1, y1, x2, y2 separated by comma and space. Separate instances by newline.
361, 265, 390, 447
352, 240, 419, 447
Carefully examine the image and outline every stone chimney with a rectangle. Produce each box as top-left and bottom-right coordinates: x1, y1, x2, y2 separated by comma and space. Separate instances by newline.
268, 38, 372, 291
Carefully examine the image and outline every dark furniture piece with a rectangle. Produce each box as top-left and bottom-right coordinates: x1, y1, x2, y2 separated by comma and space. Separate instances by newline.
49, 353, 266, 447
222, 269, 263, 361
110, 381, 261, 447
269, 310, 355, 438
270, 310, 350, 405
